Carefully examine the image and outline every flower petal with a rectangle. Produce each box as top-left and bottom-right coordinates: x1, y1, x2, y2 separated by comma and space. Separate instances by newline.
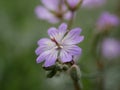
56, 23, 68, 42
64, 45, 82, 55
44, 50, 58, 67
37, 38, 55, 47
36, 50, 52, 63
58, 23, 68, 31
62, 28, 84, 44
35, 6, 53, 19
66, 0, 81, 8
63, 11, 73, 20
41, 0, 59, 11
35, 46, 44, 55
48, 27, 58, 39
35, 6, 59, 23
65, 28, 82, 37
48, 24, 67, 43
60, 50, 72, 63
37, 38, 56, 55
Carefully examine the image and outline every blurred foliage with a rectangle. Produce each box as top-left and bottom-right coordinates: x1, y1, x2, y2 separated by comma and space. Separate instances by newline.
0, 0, 120, 90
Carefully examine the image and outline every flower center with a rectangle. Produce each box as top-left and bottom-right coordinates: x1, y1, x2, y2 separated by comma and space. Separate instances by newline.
51, 38, 63, 50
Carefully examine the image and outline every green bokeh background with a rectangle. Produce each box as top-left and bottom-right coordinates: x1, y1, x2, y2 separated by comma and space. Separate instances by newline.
0, 0, 120, 90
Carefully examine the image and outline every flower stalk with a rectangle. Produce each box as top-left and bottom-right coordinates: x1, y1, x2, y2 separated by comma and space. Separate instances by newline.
69, 64, 82, 90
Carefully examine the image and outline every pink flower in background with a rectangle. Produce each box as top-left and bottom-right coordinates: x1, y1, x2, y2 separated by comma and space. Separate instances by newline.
96, 12, 120, 31
66, 0, 82, 10
82, 0, 106, 8
35, 0, 72, 24
35, 23, 84, 67
102, 38, 120, 59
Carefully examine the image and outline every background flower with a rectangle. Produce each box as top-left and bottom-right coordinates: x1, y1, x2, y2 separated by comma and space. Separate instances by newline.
101, 38, 120, 59
65, 0, 82, 10
96, 12, 120, 31
35, 0, 72, 24
82, 0, 106, 8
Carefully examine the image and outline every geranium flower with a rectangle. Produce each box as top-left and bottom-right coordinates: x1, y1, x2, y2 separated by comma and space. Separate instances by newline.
35, 23, 84, 67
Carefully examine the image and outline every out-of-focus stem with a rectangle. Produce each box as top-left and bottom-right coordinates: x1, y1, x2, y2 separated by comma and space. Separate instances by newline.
116, 0, 120, 16
72, 79, 81, 90
91, 33, 106, 90
69, 64, 82, 90
96, 59, 104, 90
68, 11, 75, 30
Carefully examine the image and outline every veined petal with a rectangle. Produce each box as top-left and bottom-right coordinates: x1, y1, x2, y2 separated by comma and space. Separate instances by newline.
62, 28, 84, 44
35, 46, 44, 55
48, 27, 58, 39
64, 45, 82, 55
58, 23, 68, 32
37, 38, 56, 49
41, 0, 59, 11
36, 50, 52, 63
48, 24, 67, 43
60, 50, 72, 63
65, 28, 82, 38
56, 23, 68, 42
44, 50, 58, 67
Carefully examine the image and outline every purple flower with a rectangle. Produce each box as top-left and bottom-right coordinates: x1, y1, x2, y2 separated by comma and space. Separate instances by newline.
96, 12, 120, 31
82, 0, 106, 8
35, 0, 72, 24
35, 23, 84, 67
102, 38, 120, 59
66, 0, 82, 10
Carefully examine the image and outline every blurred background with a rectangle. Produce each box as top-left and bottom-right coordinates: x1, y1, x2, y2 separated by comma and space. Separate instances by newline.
0, 0, 120, 90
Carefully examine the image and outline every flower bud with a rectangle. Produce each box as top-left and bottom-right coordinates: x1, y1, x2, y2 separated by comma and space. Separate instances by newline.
68, 64, 81, 81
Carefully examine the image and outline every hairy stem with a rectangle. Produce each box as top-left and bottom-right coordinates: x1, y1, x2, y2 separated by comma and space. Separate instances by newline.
72, 79, 81, 90
96, 59, 104, 90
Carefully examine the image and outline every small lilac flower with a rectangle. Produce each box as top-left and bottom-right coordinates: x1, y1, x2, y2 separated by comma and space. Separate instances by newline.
102, 38, 120, 59
65, 0, 83, 10
35, 23, 84, 67
35, 0, 72, 24
82, 0, 106, 8
96, 12, 120, 31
